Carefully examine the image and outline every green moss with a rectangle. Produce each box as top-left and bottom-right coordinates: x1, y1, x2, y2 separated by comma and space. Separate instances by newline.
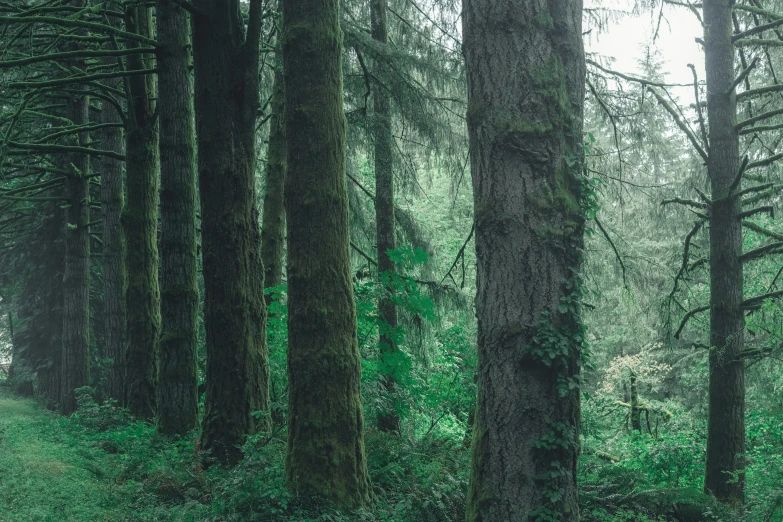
533, 11, 555, 30
503, 118, 553, 136
530, 57, 573, 121
466, 99, 490, 127
466, 426, 495, 521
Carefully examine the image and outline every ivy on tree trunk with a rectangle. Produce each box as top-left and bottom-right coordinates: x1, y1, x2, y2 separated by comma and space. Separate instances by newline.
463, 0, 586, 518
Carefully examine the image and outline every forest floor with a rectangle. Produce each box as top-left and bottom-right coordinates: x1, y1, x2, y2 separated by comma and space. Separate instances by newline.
0, 388, 128, 521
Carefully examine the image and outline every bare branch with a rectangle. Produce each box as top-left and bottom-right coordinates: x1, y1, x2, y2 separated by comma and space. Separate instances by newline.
674, 305, 710, 339
648, 88, 709, 161
737, 206, 775, 220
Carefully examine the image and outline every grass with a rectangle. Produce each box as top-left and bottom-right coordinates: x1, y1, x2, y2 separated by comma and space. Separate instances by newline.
0, 387, 128, 521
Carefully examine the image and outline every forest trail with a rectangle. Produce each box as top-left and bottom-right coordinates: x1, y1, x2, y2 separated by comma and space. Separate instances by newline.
0, 388, 126, 522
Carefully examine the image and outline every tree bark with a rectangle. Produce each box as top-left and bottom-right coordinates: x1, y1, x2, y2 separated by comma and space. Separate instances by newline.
463, 0, 586, 519
282, 0, 372, 508
370, 0, 400, 435
703, 0, 746, 502
630, 374, 642, 433
100, 81, 128, 406
192, 0, 269, 465
156, 0, 200, 436
60, 86, 91, 415
30, 203, 65, 410
261, 54, 287, 293
123, 6, 161, 420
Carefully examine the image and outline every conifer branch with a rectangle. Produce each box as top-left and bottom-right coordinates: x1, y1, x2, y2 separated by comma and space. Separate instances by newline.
0, 15, 159, 46
746, 152, 783, 170
738, 206, 775, 220
742, 289, 783, 310
737, 107, 783, 129
8, 68, 156, 89
728, 57, 757, 94
688, 64, 709, 145
7, 142, 125, 161
735, 183, 775, 200
668, 220, 704, 302
735, 38, 783, 48
648, 88, 709, 162
674, 305, 710, 339
733, 19, 783, 41
737, 84, 783, 102
594, 216, 627, 287
743, 220, 783, 241
741, 242, 783, 263
0, 47, 154, 68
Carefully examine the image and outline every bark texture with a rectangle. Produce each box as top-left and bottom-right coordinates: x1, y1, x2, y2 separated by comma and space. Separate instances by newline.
156, 0, 200, 436
30, 202, 65, 410
192, 0, 268, 465
123, 6, 161, 420
371, 0, 400, 434
282, 0, 372, 507
463, 0, 586, 519
630, 374, 642, 433
261, 56, 287, 292
60, 86, 91, 415
703, 0, 746, 502
100, 85, 128, 406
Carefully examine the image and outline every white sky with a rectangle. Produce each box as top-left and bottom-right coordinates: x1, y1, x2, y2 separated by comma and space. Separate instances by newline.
585, 1, 706, 90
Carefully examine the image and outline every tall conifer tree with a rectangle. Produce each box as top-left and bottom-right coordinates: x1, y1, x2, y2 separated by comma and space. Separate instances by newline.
282, 0, 372, 507
463, 0, 586, 518
192, 0, 269, 464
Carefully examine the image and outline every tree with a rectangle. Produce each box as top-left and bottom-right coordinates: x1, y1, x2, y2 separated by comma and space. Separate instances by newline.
261, 46, 287, 294
702, 0, 745, 502
156, 0, 200, 436
60, 69, 91, 416
123, 5, 161, 420
192, 0, 269, 464
282, 0, 372, 507
370, 0, 401, 434
462, 0, 586, 519
100, 73, 128, 406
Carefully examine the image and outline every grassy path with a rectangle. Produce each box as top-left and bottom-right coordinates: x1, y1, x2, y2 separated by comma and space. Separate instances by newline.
0, 387, 127, 522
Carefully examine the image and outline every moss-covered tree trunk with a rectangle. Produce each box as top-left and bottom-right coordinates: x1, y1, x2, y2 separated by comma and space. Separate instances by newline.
100, 86, 128, 406
31, 204, 64, 410
123, 6, 161, 420
192, 0, 268, 465
282, 0, 372, 508
371, 0, 400, 434
463, 0, 586, 519
261, 55, 287, 293
703, 0, 745, 502
156, 0, 200, 436
60, 86, 91, 415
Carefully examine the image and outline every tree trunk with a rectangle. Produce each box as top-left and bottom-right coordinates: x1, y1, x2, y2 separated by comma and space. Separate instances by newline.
703, 0, 746, 502
31, 203, 65, 410
261, 56, 287, 293
462, 0, 586, 519
123, 6, 161, 420
370, 0, 400, 435
100, 84, 128, 406
60, 86, 91, 415
192, 0, 269, 465
9, 312, 34, 398
282, 0, 372, 508
630, 374, 642, 433
156, 0, 200, 436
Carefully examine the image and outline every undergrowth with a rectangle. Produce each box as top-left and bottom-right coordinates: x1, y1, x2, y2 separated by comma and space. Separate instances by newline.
2, 384, 781, 521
